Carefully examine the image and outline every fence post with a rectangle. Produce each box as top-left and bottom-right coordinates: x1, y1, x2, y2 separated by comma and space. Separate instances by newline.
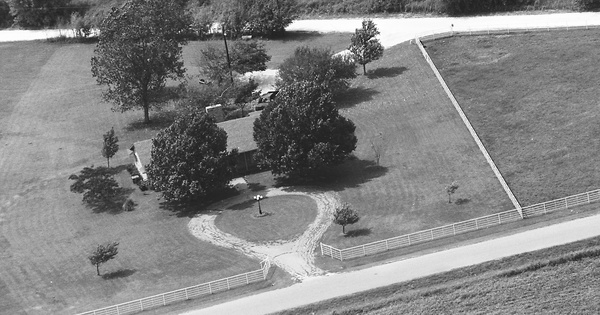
140, 300, 143, 311
363, 245, 366, 256
385, 239, 389, 251
431, 229, 434, 240
475, 219, 479, 230
498, 213, 501, 224
565, 197, 568, 209
543, 203, 547, 214
320, 243, 324, 256
162, 294, 166, 306
226, 278, 230, 290
116, 305, 120, 315
185, 288, 189, 300
408, 234, 412, 246
209, 282, 213, 294
453, 224, 456, 235
340, 248, 344, 261
246, 273, 249, 284
588, 192, 591, 203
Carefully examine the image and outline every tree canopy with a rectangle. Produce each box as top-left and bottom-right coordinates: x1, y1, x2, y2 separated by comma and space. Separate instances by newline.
147, 112, 238, 203
69, 166, 120, 207
90, 0, 191, 124
88, 241, 119, 276
277, 46, 356, 95
194, 0, 296, 39
101, 127, 119, 167
199, 40, 271, 85
253, 81, 357, 179
349, 19, 384, 75
333, 203, 360, 234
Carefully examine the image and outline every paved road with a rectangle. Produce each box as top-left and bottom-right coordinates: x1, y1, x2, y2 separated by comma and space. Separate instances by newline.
288, 12, 600, 48
184, 213, 600, 315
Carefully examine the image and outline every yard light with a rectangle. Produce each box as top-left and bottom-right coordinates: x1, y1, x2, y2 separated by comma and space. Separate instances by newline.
254, 194, 264, 215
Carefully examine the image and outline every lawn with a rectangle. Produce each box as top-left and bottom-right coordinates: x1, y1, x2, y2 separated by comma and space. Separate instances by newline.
316, 42, 514, 250
275, 235, 600, 315
0, 32, 350, 314
214, 194, 317, 243
426, 29, 600, 206
181, 31, 352, 77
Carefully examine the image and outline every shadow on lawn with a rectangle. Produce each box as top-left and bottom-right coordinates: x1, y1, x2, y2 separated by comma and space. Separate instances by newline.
279, 31, 324, 42
88, 187, 135, 214
367, 66, 408, 79
102, 269, 136, 280
344, 227, 372, 238
125, 110, 178, 133
159, 187, 241, 217
335, 86, 379, 108
323, 158, 389, 191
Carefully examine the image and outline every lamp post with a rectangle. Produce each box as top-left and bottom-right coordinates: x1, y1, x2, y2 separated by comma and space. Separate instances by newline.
254, 195, 264, 215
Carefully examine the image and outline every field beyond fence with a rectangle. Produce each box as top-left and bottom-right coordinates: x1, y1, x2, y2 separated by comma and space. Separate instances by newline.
321, 189, 600, 261
77, 259, 271, 315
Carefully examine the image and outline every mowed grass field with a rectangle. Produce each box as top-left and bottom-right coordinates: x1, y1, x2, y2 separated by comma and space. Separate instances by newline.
0, 41, 266, 314
0, 33, 353, 314
276, 235, 600, 315
215, 194, 318, 243
0, 34, 341, 314
426, 29, 600, 206
316, 42, 514, 250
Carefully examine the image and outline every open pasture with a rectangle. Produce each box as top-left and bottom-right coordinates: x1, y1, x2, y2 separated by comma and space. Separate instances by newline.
317, 42, 514, 250
426, 29, 600, 206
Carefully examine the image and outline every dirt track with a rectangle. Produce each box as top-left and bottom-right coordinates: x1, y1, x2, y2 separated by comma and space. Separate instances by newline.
188, 187, 342, 281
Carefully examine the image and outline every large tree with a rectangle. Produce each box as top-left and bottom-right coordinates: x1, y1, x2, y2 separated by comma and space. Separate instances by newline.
191, 0, 296, 39
7, 0, 72, 28
91, 0, 191, 124
245, 0, 297, 38
277, 46, 356, 95
253, 81, 357, 178
349, 19, 384, 75
199, 40, 271, 85
69, 166, 120, 206
147, 112, 238, 203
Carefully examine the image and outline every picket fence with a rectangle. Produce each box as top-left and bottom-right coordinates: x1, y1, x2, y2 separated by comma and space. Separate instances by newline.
321, 189, 600, 261
77, 259, 271, 315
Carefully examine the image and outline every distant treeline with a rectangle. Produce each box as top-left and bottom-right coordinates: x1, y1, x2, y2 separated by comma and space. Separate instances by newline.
1, 0, 599, 30
295, 0, 600, 15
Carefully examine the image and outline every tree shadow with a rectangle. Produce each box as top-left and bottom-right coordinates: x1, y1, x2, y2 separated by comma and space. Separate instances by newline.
344, 228, 372, 238
247, 182, 267, 192
367, 66, 408, 79
279, 31, 323, 42
102, 269, 136, 280
335, 86, 379, 109
322, 158, 389, 191
88, 187, 135, 214
124, 109, 178, 133
455, 198, 471, 205
159, 187, 241, 217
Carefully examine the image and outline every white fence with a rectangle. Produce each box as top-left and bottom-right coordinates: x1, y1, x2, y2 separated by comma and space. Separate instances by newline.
321, 189, 600, 261
415, 21, 600, 43
416, 31, 522, 214
77, 259, 271, 315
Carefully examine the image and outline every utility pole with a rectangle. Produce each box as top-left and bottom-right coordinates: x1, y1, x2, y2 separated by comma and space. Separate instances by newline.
222, 24, 234, 84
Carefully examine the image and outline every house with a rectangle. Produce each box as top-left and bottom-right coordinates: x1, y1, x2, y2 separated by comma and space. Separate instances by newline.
130, 111, 261, 178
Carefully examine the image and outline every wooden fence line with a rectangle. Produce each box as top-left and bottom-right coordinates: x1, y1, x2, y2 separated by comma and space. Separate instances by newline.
321, 189, 600, 261
76, 259, 271, 315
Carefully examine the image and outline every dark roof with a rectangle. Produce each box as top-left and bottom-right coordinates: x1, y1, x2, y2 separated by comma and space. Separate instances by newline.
132, 112, 259, 163
217, 111, 259, 153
